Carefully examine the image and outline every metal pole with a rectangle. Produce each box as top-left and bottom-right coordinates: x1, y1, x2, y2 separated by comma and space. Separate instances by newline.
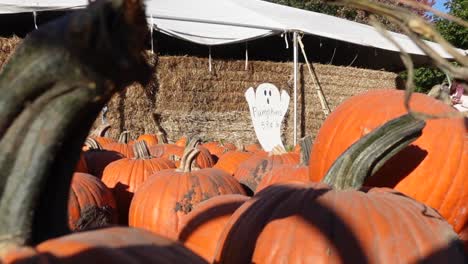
293, 31, 298, 146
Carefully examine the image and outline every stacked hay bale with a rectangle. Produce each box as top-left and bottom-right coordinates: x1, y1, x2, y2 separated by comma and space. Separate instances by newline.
0, 38, 398, 147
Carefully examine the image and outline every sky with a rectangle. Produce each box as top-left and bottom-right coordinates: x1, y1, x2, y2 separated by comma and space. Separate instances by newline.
432, 0, 449, 12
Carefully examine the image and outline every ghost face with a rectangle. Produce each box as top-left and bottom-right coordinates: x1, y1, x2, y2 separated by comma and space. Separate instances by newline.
255, 83, 281, 106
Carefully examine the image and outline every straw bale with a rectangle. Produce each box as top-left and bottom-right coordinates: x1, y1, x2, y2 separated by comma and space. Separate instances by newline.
0, 37, 397, 146
0, 36, 21, 69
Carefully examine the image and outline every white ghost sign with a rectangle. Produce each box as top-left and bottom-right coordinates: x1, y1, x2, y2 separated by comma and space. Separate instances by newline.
245, 83, 290, 152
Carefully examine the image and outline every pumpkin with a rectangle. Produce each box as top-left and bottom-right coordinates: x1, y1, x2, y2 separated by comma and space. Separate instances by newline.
244, 143, 262, 153
68, 172, 118, 231
74, 152, 88, 173
81, 138, 124, 178
129, 148, 246, 239
309, 89, 468, 248
178, 194, 249, 262
88, 123, 115, 146
102, 141, 176, 224
3, 227, 207, 264
233, 148, 300, 193
256, 136, 312, 193
102, 131, 134, 158
214, 114, 466, 263
201, 141, 237, 159
213, 150, 254, 176
175, 136, 188, 147
150, 137, 215, 169
135, 133, 163, 147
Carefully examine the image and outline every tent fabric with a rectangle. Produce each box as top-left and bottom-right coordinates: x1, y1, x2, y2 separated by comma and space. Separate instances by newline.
0, 0, 465, 59
147, 0, 463, 58
0, 0, 86, 13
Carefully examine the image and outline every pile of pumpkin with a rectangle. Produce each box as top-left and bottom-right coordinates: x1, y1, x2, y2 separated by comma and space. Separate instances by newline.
5, 89, 466, 263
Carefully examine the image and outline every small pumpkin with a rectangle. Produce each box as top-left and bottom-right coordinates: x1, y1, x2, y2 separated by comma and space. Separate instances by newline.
178, 194, 249, 262
213, 150, 254, 176
68, 172, 118, 231
214, 114, 466, 263
88, 123, 115, 146
81, 138, 124, 178
233, 147, 300, 193
201, 141, 237, 159
102, 131, 134, 158
102, 141, 176, 224
256, 136, 312, 193
135, 133, 164, 147
129, 148, 246, 239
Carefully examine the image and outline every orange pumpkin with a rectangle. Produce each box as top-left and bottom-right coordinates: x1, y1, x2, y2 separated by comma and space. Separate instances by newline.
3, 227, 207, 264
135, 133, 162, 147
102, 131, 134, 158
178, 194, 249, 262
234, 149, 300, 193
256, 136, 312, 193
214, 114, 465, 263
129, 148, 246, 239
201, 141, 237, 159
309, 89, 468, 248
68, 173, 118, 231
102, 141, 176, 224
80, 138, 124, 178
213, 150, 254, 176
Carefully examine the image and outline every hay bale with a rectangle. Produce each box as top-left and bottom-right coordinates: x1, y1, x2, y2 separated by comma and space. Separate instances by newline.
0, 37, 398, 146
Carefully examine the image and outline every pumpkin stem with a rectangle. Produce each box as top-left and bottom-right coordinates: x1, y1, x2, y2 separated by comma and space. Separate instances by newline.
299, 136, 312, 166
322, 114, 425, 190
235, 139, 245, 151
269, 145, 287, 155
90, 123, 111, 137
133, 141, 152, 159
118, 131, 130, 144
177, 148, 201, 172
156, 133, 167, 145
85, 138, 103, 150
0, 0, 150, 253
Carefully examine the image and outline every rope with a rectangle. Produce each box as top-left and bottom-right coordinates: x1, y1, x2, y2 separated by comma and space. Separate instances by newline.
297, 34, 331, 116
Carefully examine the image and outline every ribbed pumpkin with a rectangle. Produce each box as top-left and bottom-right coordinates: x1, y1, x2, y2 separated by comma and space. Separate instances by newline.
214, 114, 466, 263
80, 138, 124, 178
135, 133, 163, 147
102, 131, 134, 158
129, 148, 246, 239
244, 143, 262, 153
3, 227, 207, 264
213, 150, 254, 176
68, 173, 118, 231
256, 136, 312, 193
201, 141, 237, 159
102, 141, 176, 224
89, 123, 115, 146
150, 138, 215, 169
309, 89, 468, 247
74, 153, 88, 173
178, 194, 249, 262
234, 148, 300, 193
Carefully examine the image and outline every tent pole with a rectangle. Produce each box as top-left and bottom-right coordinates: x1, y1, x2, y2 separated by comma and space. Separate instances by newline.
293, 31, 298, 146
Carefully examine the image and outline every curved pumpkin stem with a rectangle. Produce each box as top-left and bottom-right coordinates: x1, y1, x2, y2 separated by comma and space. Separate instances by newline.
322, 114, 425, 190
85, 138, 103, 150
0, 0, 150, 254
298, 135, 312, 166
90, 123, 111, 137
269, 145, 287, 156
133, 141, 152, 160
118, 131, 130, 144
177, 148, 201, 173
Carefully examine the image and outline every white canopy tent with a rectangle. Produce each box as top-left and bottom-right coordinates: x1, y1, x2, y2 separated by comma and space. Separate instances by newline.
1, 0, 465, 144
